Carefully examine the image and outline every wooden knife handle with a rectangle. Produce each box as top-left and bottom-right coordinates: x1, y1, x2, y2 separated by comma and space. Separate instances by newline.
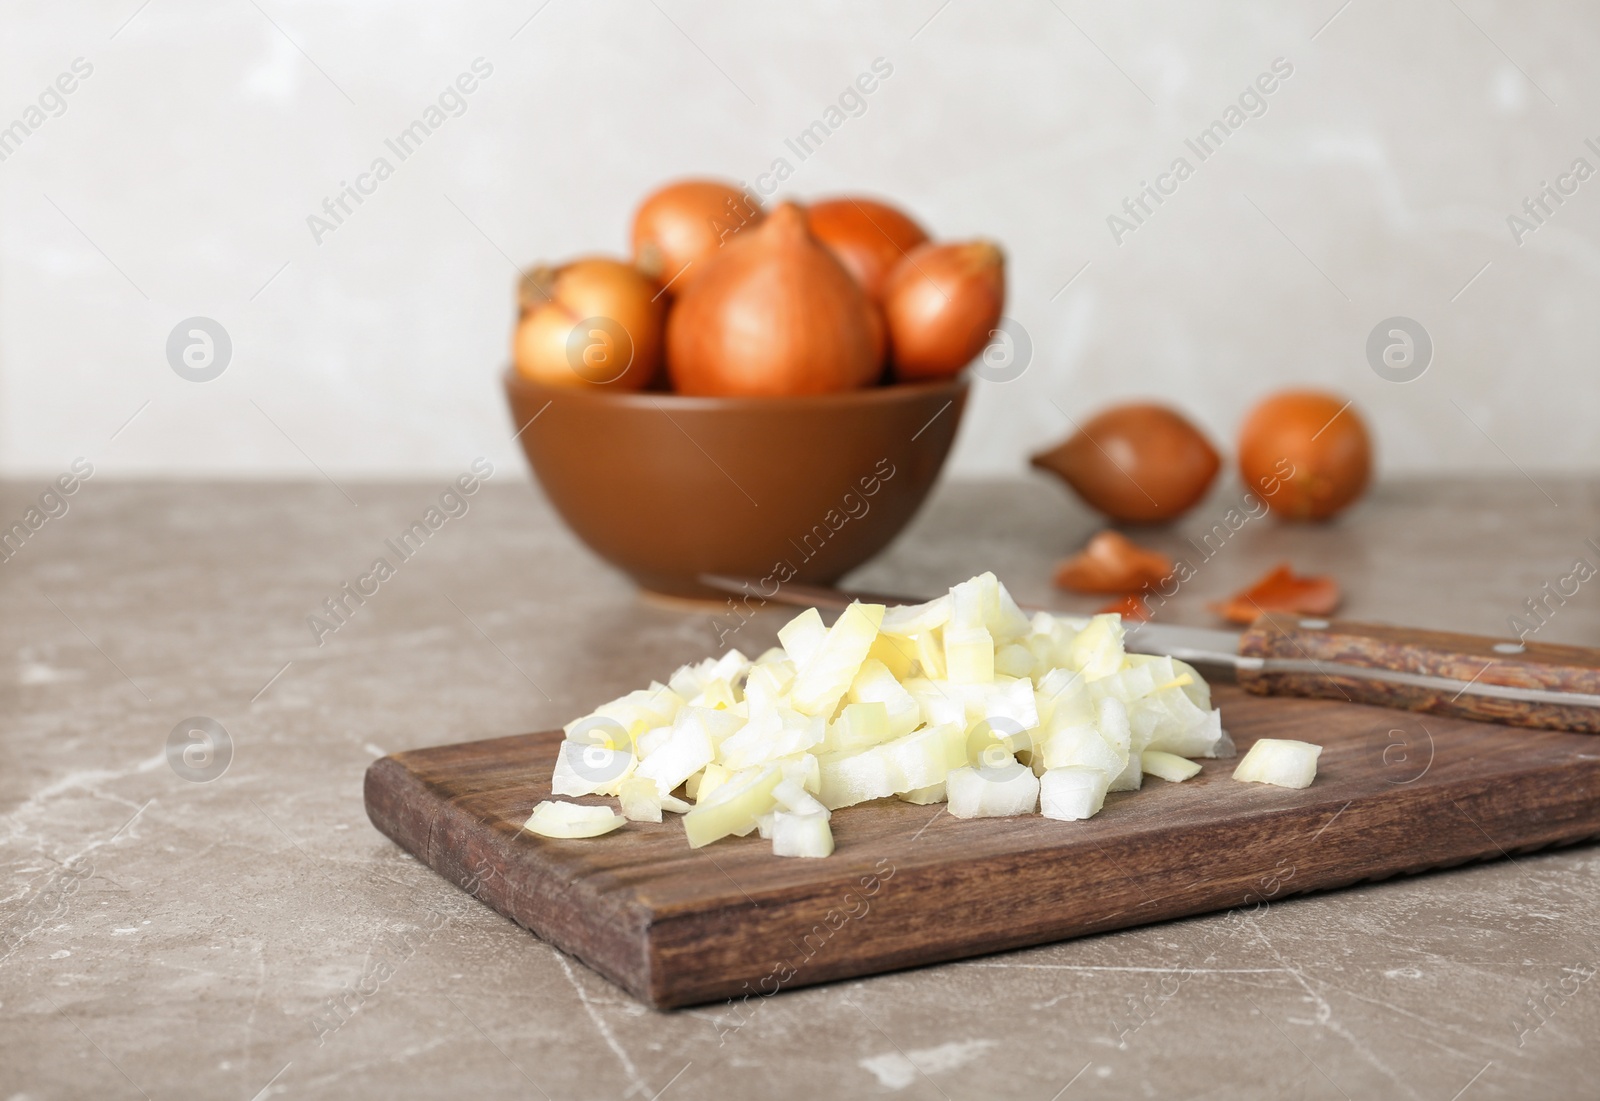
1236, 617, 1600, 733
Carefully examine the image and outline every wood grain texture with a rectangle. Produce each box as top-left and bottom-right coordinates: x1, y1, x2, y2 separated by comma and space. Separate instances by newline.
363, 684, 1600, 1009
1237, 617, 1600, 731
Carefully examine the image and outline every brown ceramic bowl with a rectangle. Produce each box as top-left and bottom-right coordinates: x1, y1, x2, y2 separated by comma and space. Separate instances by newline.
505, 370, 968, 600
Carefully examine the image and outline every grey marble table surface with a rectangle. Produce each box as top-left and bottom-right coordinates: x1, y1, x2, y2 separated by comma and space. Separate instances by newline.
2, 475, 1597, 1100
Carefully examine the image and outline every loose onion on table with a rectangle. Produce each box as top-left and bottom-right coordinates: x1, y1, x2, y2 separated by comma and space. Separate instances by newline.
631, 179, 763, 295
512, 257, 664, 390
882, 241, 1006, 380
1238, 390, 1371, 521
1232, 738, 1321, 789
524, 573, 1304, 860
523, 800, 626, 838
1032, 403, 1221, 523
666, 202, 885, 396
805, 197, 930, 302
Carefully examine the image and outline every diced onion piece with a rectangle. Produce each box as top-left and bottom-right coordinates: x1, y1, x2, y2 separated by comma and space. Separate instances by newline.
817, 747, 896, 810
773, 777, 829, 817
636, 719, 715, 796
1042, 722, 1125, 776
848, 660, 921, 739
986, 575, 1033, 644
778, 607, 828, 667
982, 676, 1041, 733
660, 792, 692, 814
1097, 697, 1142, 793
1069, 614, 1126, 681
946, 763, 1040, 819
771, 811, 834, 858
1170, 658, 1213, 709
744, 661, 795, 707
1141, 749, 1201, 782
912, 631, 946, 679
693, 677, 738, 710
719, 708, 822, 770
551, 739, 635, 797
1108, 754, 1142, 793
1232, 738, 1321, 789
881, 722, 964, 794
1040, 766, 1109, 821
866, 632, 917, 679
789, 603, 885, 716
995, 643, 1034, 679
634, 725, 672, 758
618, 777, 664, 822
903, 677, 966, 727
778, 753, 821, 794
707, 649, 750, 683
829, 700, 890, 751
945, 625, 995, 684
898, 782, 946, 805
693, 762, 732, 803
683, 766, 782, 848
880, 594, 951, 638
523, 800, 625, 839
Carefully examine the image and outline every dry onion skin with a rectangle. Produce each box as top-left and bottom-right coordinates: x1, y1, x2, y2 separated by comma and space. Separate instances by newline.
1053, 530, 1175, 594
512, 258, 664, 390
523, 574, 1323, 860
1209, 562, 1341, 625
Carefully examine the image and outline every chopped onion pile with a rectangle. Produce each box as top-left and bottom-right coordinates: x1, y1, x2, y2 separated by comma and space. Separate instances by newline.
525, 573, 1256, 857
1232, 738, 1321, 789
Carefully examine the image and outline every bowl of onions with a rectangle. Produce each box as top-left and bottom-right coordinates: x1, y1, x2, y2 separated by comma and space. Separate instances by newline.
505, 179, 1007, 600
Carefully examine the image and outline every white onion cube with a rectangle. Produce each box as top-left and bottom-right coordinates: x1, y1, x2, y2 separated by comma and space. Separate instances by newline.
771, 811, 834, 858
1233, 738, 1321, 789
946, 763, 1040, 818
1040, 767, 1109, 821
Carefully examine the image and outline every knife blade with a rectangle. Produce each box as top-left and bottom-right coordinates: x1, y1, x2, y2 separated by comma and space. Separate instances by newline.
699, 574, 1600, 732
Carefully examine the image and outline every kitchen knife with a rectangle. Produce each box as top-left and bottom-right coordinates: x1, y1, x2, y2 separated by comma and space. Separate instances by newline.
700, 575, 1600, 734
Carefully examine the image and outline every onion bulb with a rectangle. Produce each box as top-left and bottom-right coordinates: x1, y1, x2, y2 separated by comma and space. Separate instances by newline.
666, 202, 885, 397
1238, 390, 1372, 521
512, 258, 663, 390
805, 197, 929, 301
1031, 403, 1220, 523
631, 179, 763, 294
882, 241, 1006, 380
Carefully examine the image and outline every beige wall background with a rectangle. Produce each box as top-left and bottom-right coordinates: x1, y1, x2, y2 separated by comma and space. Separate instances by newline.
1, 0, 1595, 481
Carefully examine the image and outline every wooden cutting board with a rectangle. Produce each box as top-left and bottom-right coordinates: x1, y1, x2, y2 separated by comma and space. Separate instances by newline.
364, 684, 1600, 1008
